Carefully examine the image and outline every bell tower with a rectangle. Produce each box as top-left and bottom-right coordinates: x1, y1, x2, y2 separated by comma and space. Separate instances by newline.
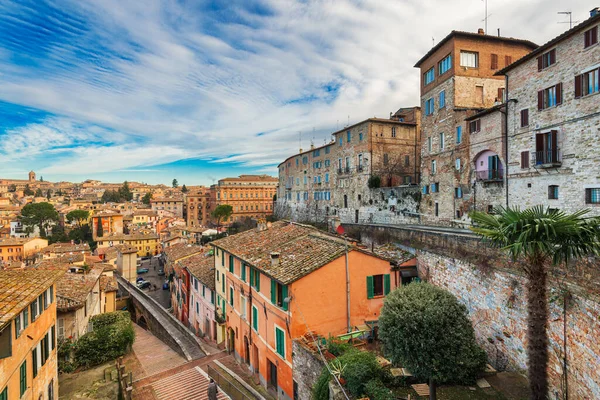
28, 171, 36, 182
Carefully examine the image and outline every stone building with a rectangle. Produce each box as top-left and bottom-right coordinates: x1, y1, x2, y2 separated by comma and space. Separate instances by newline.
210, 175, 278, 225
184, 187, 211, 227
150, 197, 184, 219
497, 8, 600, 215
276, 108, 421, 224
414, 29, 536, 225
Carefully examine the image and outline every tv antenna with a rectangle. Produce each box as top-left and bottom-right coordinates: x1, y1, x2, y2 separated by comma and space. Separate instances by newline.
558, 11, 579, 29
482, 0, 492, 33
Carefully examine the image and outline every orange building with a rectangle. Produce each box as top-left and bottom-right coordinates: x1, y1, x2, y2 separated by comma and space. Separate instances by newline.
211, 221, 410, 399
0, 237, 48, 264
210, 175, 277, 225
91, 211, 124, 238
0, 269, 64, 400
185, 188, 211, 227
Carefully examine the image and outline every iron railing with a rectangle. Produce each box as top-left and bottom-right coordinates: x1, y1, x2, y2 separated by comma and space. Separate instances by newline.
207, 364, 256, 400
475, 169, 504, 181
533, 148, 561, 166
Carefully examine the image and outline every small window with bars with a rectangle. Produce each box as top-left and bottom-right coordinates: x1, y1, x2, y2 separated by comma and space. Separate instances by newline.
548, 185, 559, 200
585, 188, 600, 204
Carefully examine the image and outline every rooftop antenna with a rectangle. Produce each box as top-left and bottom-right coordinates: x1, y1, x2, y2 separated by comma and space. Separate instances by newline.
347, 115, 350, 127
481, 0, 491, 33
558, 11, 579, 29
299, 131, 302, 152
432, 37, 435, 47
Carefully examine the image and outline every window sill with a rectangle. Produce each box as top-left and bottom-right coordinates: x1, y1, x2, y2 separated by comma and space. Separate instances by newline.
370, 295, 385, 300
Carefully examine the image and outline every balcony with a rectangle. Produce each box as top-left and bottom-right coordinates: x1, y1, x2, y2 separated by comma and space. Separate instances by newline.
533, 148, 561, 168
475, 169, 504, 182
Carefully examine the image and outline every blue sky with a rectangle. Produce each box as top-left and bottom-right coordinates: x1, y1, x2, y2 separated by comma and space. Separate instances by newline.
0, 0, 595, 185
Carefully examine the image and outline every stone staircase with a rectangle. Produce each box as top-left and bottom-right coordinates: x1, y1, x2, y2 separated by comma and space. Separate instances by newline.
151, 366, 229, 400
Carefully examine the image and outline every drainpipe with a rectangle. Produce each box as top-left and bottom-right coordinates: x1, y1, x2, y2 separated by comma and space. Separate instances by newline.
344, 237, 351, 333
504, 75, 510, 208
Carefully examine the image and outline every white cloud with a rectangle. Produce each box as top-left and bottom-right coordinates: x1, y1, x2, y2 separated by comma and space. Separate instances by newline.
0, 0, 597, 181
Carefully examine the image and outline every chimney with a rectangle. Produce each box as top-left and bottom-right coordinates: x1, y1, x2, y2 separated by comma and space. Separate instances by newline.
591, 7, 599, 17
270, 252, 280, 266
478, 28, 485, 35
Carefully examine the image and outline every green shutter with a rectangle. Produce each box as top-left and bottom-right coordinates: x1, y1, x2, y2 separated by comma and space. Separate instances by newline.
229, 287, 233, 306
229, 256, 234, 273
0, 387, 7, 400
282, 285, 289, 311
271, 279, 277, 304
32, 349, 37, 378
211, 291, 215, 304
367, 276, 374, 299
384, 274, 391, 295
252, 307, 258, 331
222, 277, 225, 293
249, 268, 254, 286
241, 264, 246, 282
221, 251, 224, 266
255, 271, 260, 292
20, 360, 26, 396
276, 328, 285, 358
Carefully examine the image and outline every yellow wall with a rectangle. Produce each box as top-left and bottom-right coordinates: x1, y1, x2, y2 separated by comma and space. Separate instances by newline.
0, 284, 59, 400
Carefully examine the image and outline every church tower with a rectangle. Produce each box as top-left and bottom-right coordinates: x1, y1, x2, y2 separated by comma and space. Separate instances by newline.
28, 171, 36, 182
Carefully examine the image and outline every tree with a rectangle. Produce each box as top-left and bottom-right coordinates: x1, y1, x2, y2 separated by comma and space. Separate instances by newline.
46, 189, 52, 200
47, 224, 68, 244
35, 188, 43, 197
142, 191, 153, 205
181, 184, 188, 193
40, 176, 44, 182
118, 181, 133, 201
8, 184, 16, 192
211, 204, 233, 230
19, 202, 59, 237
56, 189, 63, 196
470, 206, 600, 400
379, 282, 486, 400
66, 210, 90, 227
23, 184, 34, 196
96, 217, 104, 237
172, 179, 178, 188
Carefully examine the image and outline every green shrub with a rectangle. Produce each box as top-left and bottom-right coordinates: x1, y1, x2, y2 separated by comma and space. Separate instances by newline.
365, 379, 394, 400
337, 349, 382, 397
368, 175, 382, 189
312, 369, 331, 400
326, 339, 352, 357
73, 311, 135, 369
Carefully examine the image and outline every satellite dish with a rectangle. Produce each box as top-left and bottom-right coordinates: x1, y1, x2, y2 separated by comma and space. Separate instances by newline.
336, 225, 345, 235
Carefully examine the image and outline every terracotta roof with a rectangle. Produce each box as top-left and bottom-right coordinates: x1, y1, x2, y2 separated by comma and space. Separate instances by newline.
44, 242, 90, 254
0, 269, 65, 328
212, 221, 384, 284
496, 12, 600, 75
96, 233, 158, 241
55, 267, 103, 312
164, 243, 204, 262
371, 244, 415, 266
219, 175, 278, 183
414, 30, 537, 68
34, 259, 72, 270
465, 103, 506, 121
100, 275, 118, 292
0, 238, 28, 246
179, 251, 215, 291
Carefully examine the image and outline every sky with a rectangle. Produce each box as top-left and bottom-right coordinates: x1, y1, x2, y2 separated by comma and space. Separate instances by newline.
0, 0, 596, 185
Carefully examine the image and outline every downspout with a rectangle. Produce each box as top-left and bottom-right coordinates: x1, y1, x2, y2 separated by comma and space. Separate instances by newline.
345, 238, 351, 333
504, 74, 510, 208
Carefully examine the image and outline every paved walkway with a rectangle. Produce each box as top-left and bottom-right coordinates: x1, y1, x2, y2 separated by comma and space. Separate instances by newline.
151, 366, 229, 400
132, 324, 188, 379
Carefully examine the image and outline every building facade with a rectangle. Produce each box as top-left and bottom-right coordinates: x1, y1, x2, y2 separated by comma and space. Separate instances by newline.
180, 253, 217, 342
91, 211, 124, 238
211, 221, 401, 400
151, 198, 184, 219
184, 188, 211, 227
96, 233, 159, 257
498, 9, 600, 215
210, 175, 278, 225
0, 269, 63, 400
415, 29, 536, 225
276, 110, 421, 224
0, 237, 48, 264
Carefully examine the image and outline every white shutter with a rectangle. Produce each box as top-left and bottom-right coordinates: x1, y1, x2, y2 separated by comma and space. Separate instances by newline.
36, 343, 42, 370
58, 318, 64, 339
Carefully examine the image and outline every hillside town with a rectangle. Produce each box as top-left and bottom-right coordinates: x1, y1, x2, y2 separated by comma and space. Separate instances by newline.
1, 5, 600, 400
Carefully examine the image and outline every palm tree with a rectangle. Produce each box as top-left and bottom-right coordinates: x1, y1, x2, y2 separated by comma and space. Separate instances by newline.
470, 206, 600, 399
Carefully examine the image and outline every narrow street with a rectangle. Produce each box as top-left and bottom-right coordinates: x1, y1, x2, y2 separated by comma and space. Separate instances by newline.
137, 257, 171, 309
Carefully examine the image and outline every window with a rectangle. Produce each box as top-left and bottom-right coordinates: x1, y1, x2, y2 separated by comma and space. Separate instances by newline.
424, 98, 434, 116
456, 126, 462, 144
455, 187, 463, 198
431, 160, 436, 174
585, 188, 600, 204
275, 326, 286, 358
270, 279, 289, 310
339, 137, 343, 146
537, 49, 556, 70
249, 268, 260, 291
460, 51, 478, 67
391, 127, 396, 138
324, 159, 330, 167
366, 274, 390, 298
313, 149, 320, 157
31, 299, 38, 322
438, 54, 452, 75
240, 296, 247, 319
404, 155, 410, 167
229, 287, 234, 306
584, 26, 598, 48
535, 130, 559, 165
325, 173, 329, 183
497, 87, 505, 102
439, 133, 445, 150
520, 109, 529, 127
359, 132, 363, 141
455, 158, 461, 171
325, 146, 330, 154
521, 151, 530, 168
422, 185, 429, 194
229, 255, 234, 273
439, 90, 445, 108
427, 137, 432, 152
241, 263, 246, 281
347, 130, 351, 143
211, 291, 215, 304
490, 53, 498, 69
476, 85, 484, 103
548, 185, 559, 200
431, 183, 439, 193
252, 305, 259, 331
20, 360, 27, 397
575, 68, 600, 98
424, 67, 435, 85
0, 387, 6, 400
505, 55, 512, 67
383, 153, 389, 166
469, 119, 481, 133
538, 84, 562, 109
